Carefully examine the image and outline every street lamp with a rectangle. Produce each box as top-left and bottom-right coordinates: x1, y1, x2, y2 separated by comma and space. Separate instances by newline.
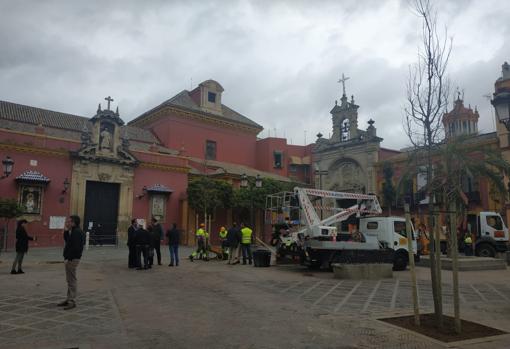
1, 156, 14, 179
240, 173, 248, 188
491, 91, 510, 130
255, 174, 262, 188
239, 173, 263, 229
314, 163, 328, 219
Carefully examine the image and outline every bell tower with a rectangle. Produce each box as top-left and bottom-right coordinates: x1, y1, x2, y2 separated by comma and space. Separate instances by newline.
330, 74, 359, 142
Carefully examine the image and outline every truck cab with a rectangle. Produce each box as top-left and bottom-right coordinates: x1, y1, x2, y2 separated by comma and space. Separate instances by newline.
467, 212, 509, 257
359, 216, 418, 271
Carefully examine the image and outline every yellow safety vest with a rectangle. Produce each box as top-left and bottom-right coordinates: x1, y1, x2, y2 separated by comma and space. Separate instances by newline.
219, 229, 227, 239
241, 227, 253, 244
464, 236, 472, 244
196, 228, 206, 238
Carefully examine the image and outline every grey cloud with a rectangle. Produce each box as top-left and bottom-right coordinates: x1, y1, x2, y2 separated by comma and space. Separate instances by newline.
0, 0, 509, 150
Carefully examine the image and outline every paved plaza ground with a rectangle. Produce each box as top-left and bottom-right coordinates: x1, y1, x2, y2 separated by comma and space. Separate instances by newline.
1, 246, 510, 349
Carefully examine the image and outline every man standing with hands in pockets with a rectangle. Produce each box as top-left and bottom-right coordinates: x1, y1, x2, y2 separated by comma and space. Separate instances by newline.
58, 215, 85, 310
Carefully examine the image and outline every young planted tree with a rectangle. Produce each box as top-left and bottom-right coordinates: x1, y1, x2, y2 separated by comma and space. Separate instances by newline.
403, 0, 452, 327
431, 135, 510, 333
0, 198, 24, 252
187, 177, 233, 223
233, 177, 294, 228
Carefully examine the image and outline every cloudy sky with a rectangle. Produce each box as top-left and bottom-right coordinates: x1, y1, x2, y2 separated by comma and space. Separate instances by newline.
0, 0, 509, 149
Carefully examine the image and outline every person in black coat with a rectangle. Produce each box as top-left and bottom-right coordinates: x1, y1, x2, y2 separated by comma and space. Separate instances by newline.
166, 223, 180, 266
135, 226, 151, 270
150, 217, 164, 266
127, 219, 138, 269
11, 219, 35, 274
226, 223, 241, 265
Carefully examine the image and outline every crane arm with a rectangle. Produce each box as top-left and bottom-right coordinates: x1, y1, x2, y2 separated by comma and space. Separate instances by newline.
295, 187, 321, 227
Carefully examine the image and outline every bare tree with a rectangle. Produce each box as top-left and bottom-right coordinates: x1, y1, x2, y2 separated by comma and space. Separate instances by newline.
403, 0, 452, 328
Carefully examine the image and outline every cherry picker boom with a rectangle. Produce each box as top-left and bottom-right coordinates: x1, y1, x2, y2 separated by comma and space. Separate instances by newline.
266, 187, 395, 269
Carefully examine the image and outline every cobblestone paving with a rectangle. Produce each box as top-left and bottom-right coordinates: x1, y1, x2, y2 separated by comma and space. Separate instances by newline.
0, 290, 123, 347
250, 278, 510, 317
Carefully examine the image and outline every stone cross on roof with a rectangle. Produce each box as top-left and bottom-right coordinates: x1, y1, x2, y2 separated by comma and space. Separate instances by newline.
338, 73, 350, 96
105, 96, 114, 110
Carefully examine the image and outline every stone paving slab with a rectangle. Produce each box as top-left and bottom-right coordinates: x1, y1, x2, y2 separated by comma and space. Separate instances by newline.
0, 289, 123, 347
256, 278, 510, 316
1, 247, 510, 348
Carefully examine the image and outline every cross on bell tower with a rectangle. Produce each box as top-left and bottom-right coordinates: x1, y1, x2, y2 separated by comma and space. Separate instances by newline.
338, 73, 350, 96
104, 96, 114, 111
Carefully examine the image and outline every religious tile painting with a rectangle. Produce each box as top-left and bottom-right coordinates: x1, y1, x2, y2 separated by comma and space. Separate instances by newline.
19, 185, 42, 214
150, 195, 166, 222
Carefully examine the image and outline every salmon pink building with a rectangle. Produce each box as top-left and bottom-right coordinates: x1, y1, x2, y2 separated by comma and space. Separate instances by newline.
0, 80, 312, 249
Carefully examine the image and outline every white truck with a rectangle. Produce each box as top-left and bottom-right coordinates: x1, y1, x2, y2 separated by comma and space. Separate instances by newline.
466, 211, 509, 257
267, 188, 414, 270
358, 216, 418, 271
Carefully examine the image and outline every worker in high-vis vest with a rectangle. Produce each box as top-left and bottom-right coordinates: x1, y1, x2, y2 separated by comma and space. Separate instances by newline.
240, 222, 253, 265
190, 223, 208, 262
464, 234, 473, 256
219, 226, 228, 258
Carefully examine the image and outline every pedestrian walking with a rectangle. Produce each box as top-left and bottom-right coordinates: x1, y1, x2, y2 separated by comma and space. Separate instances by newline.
135, 226, 151, 270
227, 222, 241, 265
11, 219, 36, 275
150, 217, 164, 265
57, 215, 85, 310
189, 223, 208, 261
127, 219, 138, 269
240, 222, 253, 265
166, 223, 180, 266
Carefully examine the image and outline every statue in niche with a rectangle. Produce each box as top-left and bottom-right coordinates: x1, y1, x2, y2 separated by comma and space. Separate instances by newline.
100, 127, 112, 151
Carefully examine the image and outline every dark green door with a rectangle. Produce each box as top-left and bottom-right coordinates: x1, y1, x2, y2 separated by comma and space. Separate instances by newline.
83, 181, 120, 245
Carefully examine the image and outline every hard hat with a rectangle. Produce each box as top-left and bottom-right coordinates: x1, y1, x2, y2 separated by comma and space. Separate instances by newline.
200, 223, 205, 227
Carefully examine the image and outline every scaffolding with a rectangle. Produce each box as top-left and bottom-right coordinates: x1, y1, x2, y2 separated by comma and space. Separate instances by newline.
265, 191, 301, 225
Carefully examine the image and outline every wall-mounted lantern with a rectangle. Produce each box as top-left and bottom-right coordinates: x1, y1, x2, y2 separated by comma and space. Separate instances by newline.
1, 156, 14, 179
137, 186, 148, 199
62, 178, 70, 194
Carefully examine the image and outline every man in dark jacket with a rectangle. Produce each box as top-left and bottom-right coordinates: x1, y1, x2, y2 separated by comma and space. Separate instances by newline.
227, 223, 241, 265
127, 219, 138, 268
166, 223, 180, 266
150, 217, 164, 265
58, 215, 85, 310
135, 226, 151, 270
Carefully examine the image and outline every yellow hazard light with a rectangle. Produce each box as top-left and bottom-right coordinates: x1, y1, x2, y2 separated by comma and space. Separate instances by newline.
399, 237, 407, 245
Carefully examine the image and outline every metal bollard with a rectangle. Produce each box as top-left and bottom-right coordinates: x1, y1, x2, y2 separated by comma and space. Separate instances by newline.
86, 231, 90, 250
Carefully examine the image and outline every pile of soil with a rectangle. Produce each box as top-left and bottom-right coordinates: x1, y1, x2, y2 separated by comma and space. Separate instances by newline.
380, 313, 507, 343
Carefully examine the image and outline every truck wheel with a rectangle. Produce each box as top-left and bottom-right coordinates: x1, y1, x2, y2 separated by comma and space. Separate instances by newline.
393, 252, 408, 271
476, 243, 496, 258
307, 259, 321, 270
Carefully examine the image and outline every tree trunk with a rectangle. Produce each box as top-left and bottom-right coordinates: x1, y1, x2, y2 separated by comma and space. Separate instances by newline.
434, 208, 444, 328
427, 160, 442, 326
449, 200, 461, 333
405, 203, 420, 326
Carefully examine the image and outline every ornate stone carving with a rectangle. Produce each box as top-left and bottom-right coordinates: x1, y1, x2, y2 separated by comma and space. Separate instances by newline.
98, 173, 111, 182
71, 99, 139, 167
